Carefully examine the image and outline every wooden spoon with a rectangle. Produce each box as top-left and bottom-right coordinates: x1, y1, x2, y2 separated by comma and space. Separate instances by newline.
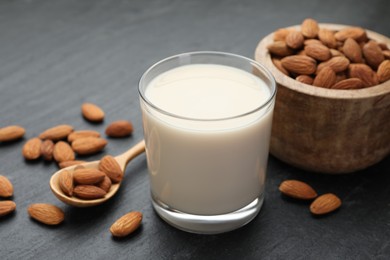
50, 140, 146, 207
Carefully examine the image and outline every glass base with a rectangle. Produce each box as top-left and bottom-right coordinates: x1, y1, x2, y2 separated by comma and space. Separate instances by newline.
152, 194, 264, 234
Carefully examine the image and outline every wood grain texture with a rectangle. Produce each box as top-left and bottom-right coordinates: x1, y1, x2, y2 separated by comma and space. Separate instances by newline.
0, 0, 389, 259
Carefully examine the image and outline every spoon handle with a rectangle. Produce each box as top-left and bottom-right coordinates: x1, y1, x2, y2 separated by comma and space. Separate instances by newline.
115, 140, 146, 169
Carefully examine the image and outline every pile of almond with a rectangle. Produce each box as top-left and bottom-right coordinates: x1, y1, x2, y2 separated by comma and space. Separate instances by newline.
59, 155, 122, 200
279, 180, 342, 215
268, 18, 390, 89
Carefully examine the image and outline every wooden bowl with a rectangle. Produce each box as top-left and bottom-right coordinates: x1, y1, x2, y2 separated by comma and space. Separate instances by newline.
255, 24, 390, 174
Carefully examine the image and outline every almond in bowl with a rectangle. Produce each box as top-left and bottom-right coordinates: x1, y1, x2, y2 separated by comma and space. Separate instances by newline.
255, 19, 390, 173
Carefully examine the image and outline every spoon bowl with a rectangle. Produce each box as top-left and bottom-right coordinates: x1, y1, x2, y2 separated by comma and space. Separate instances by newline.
50, 140, 146, 207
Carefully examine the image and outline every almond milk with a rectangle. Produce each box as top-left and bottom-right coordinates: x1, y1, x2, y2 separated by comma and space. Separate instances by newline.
141, 64, 274, 215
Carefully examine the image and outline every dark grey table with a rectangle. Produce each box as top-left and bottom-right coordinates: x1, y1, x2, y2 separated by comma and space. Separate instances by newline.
1, 0, 389, 259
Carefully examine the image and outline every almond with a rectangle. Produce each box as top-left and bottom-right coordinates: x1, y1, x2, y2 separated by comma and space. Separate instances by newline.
53, 141, 75, 163
99, 155, 123, 183
296, 75, 314, 85
272, 58, 289, 76
383, 50, 390, 59
67, 130, 100, 143
40, 139, 54, 161
310, 193, 341, 215
73, 168, 106, 185
330, 49, 344, 57
313, 67, 337, 88
273, 28, 291, 41
28, 203, 64, 225
110, 211, 143, 237
377, 60, 390, 83
332, 78, 366, 89
81, 103, 105, 122
71, 137, 107, 155
58, 170, 73, 196
0, 175, 13, 198
39, 125, 73, 141
363, 41, 385, 69
318, 28, 337, 48
343, 38, 363, 63
301, 18, 319, 38
58, 160, 86, 169
348, 63, 379, 87
22, 137, 42, 160
335, 72, 347, 83
279, 180, 317, 200
304, 44, 331, 61
0, 125, 25, 142
317, 56, 350, 73
281, 55, 317, 75
267, 41, 294, 57
0, 201, 16, 217
286, 31, 304, 49
97, 176, 112, 193
304, 39, 323, 46
73, 185, 107, 200
334, 27, 366, 42
105, 120, 134, 138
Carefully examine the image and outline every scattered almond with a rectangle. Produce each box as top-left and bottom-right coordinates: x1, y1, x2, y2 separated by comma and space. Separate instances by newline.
58, 160, 86, 169
0, 175, 13, 198
28, 203, 64, 225
0, 125, 25, 142
59, 170, 73, 196
281, 55, 317, 75
39, 125, 73, 141
22, 138, 42, 160
377, 60, 390, 83
279, 180, 317, 200
40, 140, 54, 161
105, 120, 134, 138
71, 137, 107, 155
73, 185, 107, 200
0, 201, 16, 217
73, 168, 106, 185
110, 211, 143, 238
67, 130, 100, 143
99, 155, 123, 183
53, 141, 75, 163
81, 103, 105, 123
310, 193, 341, 215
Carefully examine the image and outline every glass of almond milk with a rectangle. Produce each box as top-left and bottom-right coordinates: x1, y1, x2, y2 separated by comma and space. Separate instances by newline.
139, 51, 276, 234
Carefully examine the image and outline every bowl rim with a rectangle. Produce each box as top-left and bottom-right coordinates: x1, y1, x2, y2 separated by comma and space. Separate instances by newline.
255, 23, 390, 100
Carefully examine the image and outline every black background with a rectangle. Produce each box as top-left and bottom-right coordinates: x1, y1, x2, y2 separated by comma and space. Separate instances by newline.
0, 0, 389, 259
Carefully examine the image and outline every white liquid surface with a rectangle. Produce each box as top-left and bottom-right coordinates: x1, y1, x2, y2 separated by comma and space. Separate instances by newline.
141, 64, 274, 215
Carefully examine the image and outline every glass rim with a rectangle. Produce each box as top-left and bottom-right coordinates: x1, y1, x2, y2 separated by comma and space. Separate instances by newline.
138, 51, 277, 122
